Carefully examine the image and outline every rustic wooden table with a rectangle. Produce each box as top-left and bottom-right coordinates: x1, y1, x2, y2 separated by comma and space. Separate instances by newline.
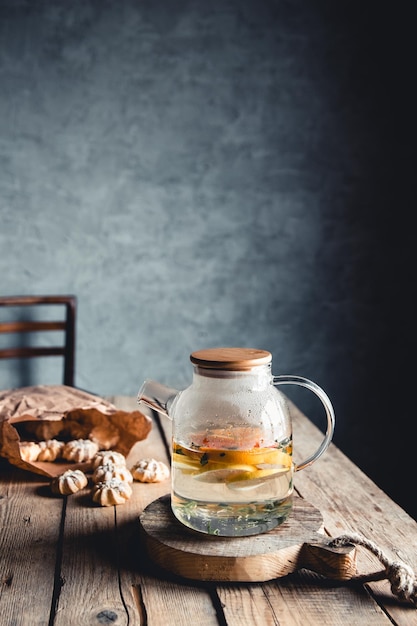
1, 395, 416, 625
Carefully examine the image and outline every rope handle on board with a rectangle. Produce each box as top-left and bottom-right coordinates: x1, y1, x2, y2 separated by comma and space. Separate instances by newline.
329, 532, 417, 606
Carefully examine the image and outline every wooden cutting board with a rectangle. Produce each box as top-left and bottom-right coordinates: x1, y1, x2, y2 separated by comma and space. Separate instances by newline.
139, 494, 357, 582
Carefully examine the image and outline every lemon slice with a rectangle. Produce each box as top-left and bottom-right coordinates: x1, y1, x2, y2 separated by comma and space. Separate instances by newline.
197, 446, 291, 467
256, 462, 292, 470
193, 465, 254, 483
172, 453, 200, 468
227, 467, 291, 491
173, 461, 199, 473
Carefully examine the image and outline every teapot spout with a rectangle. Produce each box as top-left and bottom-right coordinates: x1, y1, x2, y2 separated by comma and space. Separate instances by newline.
137, 379, 178, 419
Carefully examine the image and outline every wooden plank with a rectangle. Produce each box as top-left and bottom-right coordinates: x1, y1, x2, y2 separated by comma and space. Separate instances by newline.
53, 489, 135, 625
133, 576, 221, 625
291, 409, 417, 624
109, 398, 221, 625
0, 467, 61, 625
217, 575, 393, 626
52, 404, 167, 625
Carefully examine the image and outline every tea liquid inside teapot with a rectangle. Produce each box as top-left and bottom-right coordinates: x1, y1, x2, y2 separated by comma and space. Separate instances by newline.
172, 429, 293, 536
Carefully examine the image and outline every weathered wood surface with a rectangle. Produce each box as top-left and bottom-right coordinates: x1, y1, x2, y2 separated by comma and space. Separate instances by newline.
139, 494, 357, 582
0, 395, 416, 625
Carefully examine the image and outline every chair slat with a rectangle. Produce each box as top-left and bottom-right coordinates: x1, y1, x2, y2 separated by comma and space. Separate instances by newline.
0, 321, 67, 334
0, 347, 65, 359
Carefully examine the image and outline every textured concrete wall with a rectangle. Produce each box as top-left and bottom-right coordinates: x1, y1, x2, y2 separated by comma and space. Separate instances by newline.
1, 1, 415, 517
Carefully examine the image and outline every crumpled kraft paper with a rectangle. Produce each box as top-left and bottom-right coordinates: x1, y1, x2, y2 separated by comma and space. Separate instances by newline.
0, 384, 152, 477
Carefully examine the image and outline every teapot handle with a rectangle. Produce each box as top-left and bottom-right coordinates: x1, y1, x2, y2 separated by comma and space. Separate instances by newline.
273, 375, 335, 472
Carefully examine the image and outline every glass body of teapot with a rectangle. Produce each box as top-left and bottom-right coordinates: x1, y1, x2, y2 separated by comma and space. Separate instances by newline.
138, 348, 335, 537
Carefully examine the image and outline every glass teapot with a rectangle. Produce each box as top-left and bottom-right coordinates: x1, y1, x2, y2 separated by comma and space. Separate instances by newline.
138, 347, 335, 537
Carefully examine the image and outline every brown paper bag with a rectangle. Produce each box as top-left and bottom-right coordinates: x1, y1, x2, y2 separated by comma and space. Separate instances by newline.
0, 385, 152, 477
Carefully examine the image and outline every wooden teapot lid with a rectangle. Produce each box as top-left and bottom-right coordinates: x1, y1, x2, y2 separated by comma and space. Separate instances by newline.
190, 348, 272, 371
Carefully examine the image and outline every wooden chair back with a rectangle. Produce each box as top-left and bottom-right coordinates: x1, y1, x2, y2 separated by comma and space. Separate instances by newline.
0, 295, 77, 387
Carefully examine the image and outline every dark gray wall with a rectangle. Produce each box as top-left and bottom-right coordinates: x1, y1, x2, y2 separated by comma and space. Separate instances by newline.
1, 1, 416, 519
